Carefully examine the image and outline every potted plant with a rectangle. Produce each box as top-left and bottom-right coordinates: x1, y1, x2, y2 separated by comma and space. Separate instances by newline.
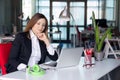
92, 11, 111, 61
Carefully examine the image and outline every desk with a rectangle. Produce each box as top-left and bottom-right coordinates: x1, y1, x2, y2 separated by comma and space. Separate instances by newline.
0, 36, 14, 43
1, 58, 120, 80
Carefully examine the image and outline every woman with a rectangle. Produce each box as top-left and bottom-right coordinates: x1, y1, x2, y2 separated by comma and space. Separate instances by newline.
5, 13, 58, 73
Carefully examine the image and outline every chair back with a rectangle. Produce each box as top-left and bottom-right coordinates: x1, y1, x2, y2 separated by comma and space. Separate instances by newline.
57, 43, 63, 55
0, 42, 12, 75
75, 26, 81, 40
75, 26, 82, 46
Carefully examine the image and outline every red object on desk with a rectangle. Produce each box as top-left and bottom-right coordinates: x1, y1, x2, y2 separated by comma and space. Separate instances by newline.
0, 42, 12, 75
83, 48, 94, 68
85, 48, 93, 55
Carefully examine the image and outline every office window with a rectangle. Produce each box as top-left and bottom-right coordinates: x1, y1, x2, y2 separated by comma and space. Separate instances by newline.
87, 0, 101, 25
106, 0, 116, 20
70, 2, 85, 26
52, 2, 67, 40
87, 0, 116, 26
22, 0, 116, 42
22, 0, 32, 19
36, 0, 50, 25
70, 2, 85, 36
22, 0, 32, 28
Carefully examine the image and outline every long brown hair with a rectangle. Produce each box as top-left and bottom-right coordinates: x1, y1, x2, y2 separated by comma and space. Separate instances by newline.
24, 13, 48, 36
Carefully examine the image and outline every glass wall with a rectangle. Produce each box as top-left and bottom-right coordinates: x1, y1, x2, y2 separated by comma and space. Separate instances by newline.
22, 0, 32, 28
22, 0, 116, 42
52, 2, 67, 40
36, 0, 50, 25
87, 0, 116, 27
70, 2, 85, 36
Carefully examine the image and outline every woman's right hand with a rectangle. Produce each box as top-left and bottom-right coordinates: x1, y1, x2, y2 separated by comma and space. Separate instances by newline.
37, 33, 50, 47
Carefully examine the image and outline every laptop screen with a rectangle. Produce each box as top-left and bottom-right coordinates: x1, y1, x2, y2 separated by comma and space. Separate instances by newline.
56, 47, 84, 68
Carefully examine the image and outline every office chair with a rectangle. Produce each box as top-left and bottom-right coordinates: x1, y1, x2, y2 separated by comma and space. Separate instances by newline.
75, 26, 82, 47
0, 42, 12, 75
95, 19, 108, 28
104, 38, 120, 59
56, 43, 63, 55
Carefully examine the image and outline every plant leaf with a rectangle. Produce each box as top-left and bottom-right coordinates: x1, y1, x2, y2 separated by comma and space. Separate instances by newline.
97, 28, 111, 52
92, 11, 111, 52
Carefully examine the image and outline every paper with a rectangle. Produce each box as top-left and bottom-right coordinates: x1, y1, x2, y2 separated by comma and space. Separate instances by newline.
0, 77, 24, 80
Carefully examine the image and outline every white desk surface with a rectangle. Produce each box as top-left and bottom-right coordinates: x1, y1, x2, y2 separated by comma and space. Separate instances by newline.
1, 58, 120, 80
0, 36, 14, 43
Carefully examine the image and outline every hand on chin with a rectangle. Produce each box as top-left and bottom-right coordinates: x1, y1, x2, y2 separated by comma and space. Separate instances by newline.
37, 33, 46, 41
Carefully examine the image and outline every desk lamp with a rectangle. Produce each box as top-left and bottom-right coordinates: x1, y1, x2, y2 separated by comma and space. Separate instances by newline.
59, 6, 70, 22
59, 6, 76, 25
59, 6, 76, 32
59, 6, 81, 47
53, 6, 70, 33
59, 6, 75, 22
54, 6, 70, 33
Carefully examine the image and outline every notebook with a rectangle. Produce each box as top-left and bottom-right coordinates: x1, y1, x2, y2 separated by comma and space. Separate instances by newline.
41, 47, 84, 69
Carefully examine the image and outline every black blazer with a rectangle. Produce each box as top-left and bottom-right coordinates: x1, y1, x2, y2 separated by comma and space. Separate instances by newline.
5, 32, 58, 73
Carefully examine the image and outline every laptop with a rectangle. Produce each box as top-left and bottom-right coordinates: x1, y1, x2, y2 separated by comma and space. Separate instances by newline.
41, 47, 84, 69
